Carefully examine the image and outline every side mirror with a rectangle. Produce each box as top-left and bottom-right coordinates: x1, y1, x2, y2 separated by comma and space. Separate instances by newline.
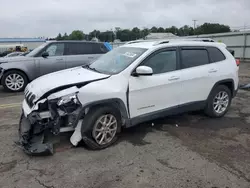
41, 51, 49, 58
132, 66, 153, 76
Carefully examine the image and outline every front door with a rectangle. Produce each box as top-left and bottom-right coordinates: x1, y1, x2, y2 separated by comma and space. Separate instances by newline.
128, 48, 181, 119
38, 43, 66, 76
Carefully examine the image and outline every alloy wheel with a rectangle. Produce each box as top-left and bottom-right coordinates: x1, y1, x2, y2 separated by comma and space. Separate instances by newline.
5, 73, 24, 91
92, 114, 118, 145
213, 91, 229, 114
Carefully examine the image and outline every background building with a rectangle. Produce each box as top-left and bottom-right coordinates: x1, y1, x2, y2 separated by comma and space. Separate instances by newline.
145, 33, 177, 40
0, 38, 46, 52
187, 31, 250, 59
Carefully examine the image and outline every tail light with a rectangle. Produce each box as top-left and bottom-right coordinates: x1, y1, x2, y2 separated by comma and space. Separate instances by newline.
236, 59, 240, 66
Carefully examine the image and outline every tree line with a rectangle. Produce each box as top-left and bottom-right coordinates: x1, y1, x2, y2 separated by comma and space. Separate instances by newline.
53, 23, 231, 42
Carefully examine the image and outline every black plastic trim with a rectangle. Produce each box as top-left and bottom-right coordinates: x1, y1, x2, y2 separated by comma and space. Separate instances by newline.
79, 98, 130, 129
207, 79, 235, 100
126, 86, 130, 117
129, 101, 206, 127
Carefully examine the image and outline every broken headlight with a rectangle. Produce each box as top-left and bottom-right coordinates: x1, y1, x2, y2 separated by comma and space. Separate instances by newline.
57, 93, 81, 114
57, 94, 79, 106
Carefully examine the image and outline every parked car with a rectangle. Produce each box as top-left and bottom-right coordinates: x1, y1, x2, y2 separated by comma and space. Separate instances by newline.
0, 41, 112, 92
18, 39, 239, 155
3, 51, 24, 58
0, 50, 12, 57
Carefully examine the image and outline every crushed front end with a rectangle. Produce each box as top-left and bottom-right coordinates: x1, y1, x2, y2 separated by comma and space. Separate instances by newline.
17, 86, 83, 156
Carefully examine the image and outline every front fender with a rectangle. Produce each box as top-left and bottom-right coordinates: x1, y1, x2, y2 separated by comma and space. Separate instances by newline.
0, 60, 36, 81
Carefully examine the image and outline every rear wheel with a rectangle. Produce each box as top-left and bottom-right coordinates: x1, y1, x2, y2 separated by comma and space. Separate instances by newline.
2, 70, 28, 92
205, 85, 232, 118
81, 106, 122, 150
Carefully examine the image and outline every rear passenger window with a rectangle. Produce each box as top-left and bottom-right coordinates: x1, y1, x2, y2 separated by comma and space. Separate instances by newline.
66, 43, 108, 55
207, 47, 226, 62
181, 49, 209, 69
66, 43, 84, 55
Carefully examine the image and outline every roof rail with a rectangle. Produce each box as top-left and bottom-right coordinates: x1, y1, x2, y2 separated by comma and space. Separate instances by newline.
153, 38, 215, 46
125, 40, 148, 44
184, 38, 215, 42
153, 40, 170, 46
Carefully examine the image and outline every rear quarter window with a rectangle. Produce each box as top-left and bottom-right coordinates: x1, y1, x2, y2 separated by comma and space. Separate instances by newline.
207, 47, 226, 63
91, 43, 108, 54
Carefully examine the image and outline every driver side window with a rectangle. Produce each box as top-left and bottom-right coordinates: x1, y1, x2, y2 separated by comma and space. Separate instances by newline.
45, 43, 65, 56
142, 50, 177, 74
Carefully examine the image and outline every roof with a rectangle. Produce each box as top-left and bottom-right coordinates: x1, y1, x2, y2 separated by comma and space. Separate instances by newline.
123, 39, 226, 49
0, 38, 46, 43
145, 33, 177, 39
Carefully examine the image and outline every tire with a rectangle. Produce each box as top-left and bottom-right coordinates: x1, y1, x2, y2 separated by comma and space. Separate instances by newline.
2, 70, 28, 92
81, 106, 122, 150
204, 85, 232, 118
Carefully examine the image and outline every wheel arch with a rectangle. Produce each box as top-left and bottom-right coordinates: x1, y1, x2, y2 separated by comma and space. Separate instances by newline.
207, 79, 235, 101
82, 98, 130, 126
1, 68, 30, 83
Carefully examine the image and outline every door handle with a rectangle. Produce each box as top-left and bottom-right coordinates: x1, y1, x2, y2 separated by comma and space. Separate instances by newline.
208, 69, 217, 73
56, 58, 63, 61
168, 76, 180, 81
88, 57, 94, 59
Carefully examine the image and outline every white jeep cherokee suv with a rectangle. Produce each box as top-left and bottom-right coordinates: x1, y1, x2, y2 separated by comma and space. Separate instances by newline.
18, 39, 239, 155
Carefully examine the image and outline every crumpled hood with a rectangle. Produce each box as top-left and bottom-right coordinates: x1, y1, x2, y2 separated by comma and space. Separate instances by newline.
26, 66, 110, 101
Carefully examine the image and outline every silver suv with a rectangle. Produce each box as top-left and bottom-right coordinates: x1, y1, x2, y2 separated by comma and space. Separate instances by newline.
0, 41, 111, 92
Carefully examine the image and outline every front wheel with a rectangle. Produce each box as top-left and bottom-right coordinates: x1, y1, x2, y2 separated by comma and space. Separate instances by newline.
204, 85, 232, 118
2, 70, 28, 92
81, 106, 122, 150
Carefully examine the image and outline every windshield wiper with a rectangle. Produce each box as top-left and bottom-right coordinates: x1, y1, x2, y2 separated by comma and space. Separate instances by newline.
83, 64, 101, 73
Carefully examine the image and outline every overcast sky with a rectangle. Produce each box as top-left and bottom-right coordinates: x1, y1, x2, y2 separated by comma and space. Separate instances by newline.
0, 0, 249, 38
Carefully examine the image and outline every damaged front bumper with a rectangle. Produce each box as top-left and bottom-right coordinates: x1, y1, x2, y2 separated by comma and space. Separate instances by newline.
17, 96, 84, 156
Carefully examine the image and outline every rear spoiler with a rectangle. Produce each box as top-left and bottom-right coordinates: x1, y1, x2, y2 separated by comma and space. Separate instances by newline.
227, 48, 235, 56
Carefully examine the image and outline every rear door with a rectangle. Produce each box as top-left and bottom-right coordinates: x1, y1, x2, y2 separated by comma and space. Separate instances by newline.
65, 42, 108, 68
178, 47, 217, 105
38, 42, 66, 76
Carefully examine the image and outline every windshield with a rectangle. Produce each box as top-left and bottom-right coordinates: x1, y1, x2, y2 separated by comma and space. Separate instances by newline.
26, 43, 47, 57
89, 47, 147, 74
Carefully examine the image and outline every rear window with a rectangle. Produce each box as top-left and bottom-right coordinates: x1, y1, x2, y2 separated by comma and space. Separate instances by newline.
207, 47, 226, 62
181, 49, 209, 69
65, 43, 108, 55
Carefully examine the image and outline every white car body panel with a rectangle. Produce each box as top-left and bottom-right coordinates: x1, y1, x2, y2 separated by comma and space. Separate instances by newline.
129, 70, 182, 118
178, 63, 216, 105
77, 75, 129, 111
25, 66, 110, 102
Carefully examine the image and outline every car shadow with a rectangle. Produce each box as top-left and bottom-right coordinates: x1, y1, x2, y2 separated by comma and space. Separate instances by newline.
50, 111, 250, 153
115, 111, 250, 147
0, 86, 23, 97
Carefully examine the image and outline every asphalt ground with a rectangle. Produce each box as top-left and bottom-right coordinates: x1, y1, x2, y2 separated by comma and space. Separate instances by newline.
0, 63, 250, 188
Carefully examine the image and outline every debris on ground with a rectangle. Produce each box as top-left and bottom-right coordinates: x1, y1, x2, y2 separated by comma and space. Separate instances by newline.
239, 83, 250, 90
